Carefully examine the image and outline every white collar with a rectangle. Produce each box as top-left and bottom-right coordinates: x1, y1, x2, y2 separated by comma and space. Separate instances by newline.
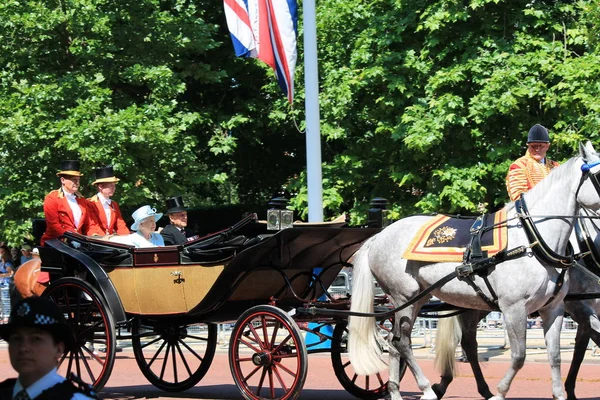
13, 368, 64, 399
97, 192, 112, 205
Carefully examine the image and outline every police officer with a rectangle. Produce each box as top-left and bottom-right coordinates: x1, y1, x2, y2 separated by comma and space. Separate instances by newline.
0, 297, 98, 399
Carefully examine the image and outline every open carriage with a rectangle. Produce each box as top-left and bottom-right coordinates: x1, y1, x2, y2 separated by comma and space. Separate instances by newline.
28, 213, 393, 400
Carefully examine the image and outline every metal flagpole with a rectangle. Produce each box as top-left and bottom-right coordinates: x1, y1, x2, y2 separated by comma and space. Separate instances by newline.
302, 0, 323, 223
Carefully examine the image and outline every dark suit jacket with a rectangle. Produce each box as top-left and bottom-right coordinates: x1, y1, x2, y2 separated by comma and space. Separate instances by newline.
161, 224, 197, 246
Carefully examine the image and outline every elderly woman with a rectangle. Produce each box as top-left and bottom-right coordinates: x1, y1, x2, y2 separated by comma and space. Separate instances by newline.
112, 205, 165, 248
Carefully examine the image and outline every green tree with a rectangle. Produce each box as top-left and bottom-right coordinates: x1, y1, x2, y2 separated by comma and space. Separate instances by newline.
287, 0, 600, 224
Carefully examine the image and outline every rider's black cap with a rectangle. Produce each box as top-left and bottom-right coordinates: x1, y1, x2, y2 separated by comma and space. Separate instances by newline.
527, 124, 550, 143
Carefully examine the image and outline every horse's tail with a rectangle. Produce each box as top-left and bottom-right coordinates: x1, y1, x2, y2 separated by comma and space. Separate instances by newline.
348, 239, 388, 375
434, 316, 462, 378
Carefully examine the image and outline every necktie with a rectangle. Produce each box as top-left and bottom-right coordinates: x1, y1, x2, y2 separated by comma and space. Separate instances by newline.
14, 390, 30, 400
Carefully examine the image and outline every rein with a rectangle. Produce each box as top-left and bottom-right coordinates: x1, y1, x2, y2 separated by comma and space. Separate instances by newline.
515, 197, 575, 268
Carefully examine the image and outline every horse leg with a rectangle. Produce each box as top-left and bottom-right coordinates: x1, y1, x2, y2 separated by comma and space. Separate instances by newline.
539, 304, 567, 400
564, 322, 590, 400
460, 311, 494, 400
431, 310, 493, 399
490, 305, 528, 400
388, 312, 438, 400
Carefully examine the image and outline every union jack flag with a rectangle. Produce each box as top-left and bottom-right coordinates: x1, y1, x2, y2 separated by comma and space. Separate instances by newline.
224, 0, 298, 103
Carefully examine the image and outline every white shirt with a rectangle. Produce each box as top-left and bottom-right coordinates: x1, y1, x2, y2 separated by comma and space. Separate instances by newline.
12, 368, 96, 399
64, 192, 82, 228
97, 192, 112, 226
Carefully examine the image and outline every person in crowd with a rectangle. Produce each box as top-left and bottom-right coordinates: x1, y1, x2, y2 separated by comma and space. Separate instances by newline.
112, 205, 164, 248
0, 297, 99, 399
20, 245, 33, 265
41, 160, 90, 245
31, 248, 40, 259
86, 166, 130, 237
10, 248, 21, 268
506, 124, 560, 201
160, 196, 199, 245
0, 245, 15, 286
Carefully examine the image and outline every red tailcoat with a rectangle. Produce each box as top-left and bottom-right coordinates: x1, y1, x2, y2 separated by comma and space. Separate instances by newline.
39, 188, 89, 284
41, 188, 90, 246
86, 195, 130, 236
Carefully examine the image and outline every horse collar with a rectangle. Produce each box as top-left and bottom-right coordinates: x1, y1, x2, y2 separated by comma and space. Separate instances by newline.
515, 197, 575, 268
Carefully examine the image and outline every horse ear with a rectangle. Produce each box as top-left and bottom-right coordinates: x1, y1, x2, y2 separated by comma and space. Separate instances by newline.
579, 142, 588, 160
585, 141, 596, 155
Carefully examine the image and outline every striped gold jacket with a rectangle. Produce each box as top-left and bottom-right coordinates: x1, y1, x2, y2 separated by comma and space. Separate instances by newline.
506, 150, 559, 202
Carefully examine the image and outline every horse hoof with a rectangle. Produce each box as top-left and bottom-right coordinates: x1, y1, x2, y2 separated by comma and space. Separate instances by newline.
420, 388, 438, 400
489, 396, 505, 400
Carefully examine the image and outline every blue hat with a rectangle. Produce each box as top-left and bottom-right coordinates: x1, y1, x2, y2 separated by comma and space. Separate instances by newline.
130, 205, 163, 231
527, 124, 550, 143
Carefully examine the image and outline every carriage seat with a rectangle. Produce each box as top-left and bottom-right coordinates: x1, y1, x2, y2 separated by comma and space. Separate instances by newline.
181, 233, 274, 264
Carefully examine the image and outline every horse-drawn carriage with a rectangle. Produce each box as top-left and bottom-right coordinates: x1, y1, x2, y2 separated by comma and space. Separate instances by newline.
15, 213, 394, 400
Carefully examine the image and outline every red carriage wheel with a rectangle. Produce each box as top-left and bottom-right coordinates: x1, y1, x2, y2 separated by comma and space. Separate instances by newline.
43, 277, 116, 391
331, 319, 406, 399
229, 305, 308, 400
131, 319, 217, 392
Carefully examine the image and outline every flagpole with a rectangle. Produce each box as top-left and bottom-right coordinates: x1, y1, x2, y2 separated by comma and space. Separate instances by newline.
303, 0, 323, 223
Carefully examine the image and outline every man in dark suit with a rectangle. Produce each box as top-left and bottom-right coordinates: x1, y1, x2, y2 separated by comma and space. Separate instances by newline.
160, 196, 199, 245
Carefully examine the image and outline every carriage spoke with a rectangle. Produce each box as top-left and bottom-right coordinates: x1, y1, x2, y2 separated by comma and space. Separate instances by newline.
273, 360, 296, 378
171, 343, 178, 383
79, 347, 97, 383
270, 319, 281, 351
140, 336, 162, 349
239, 337, 262, 353
271, 333, 293, 354
147, 340, 167, 369
261, 315, 270, 348
255, 366, 268, 396
247, 322, 265, 349
159, 342, 171, 380
244, 364, 262, 383
272, 364, 289, 392
268, 367, 275, 398
178, 339, 204, 362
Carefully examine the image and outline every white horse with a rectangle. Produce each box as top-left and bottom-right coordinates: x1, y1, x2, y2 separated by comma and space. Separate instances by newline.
431, 209, 600, 400
348, 142, 600, 400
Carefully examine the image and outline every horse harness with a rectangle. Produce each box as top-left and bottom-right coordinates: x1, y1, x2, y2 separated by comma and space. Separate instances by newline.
458, 158, 600, 310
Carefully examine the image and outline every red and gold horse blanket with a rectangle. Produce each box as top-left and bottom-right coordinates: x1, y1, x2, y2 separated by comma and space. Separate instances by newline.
402, 210, 508, 262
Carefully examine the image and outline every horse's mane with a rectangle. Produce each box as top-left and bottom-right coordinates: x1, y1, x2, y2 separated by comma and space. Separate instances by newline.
522, 156, 580, 204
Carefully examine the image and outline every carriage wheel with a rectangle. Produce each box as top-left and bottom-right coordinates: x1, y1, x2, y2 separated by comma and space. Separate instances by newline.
131, 319, 217, 392
331, 319, 406, 400
229, 305, 308, 400
43, 277, 116, 391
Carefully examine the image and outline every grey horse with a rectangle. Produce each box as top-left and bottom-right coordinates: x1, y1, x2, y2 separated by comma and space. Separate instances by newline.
348, 142, 600, 400
432, 209, 600, 400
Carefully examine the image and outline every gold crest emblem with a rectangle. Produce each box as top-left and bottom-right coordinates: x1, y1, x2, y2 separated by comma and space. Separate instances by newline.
153, 253, 159, 263
427, 226, 457, 246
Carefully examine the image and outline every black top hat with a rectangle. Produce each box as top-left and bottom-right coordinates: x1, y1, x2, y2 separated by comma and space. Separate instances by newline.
527, 124, 550, 143
92, 166, 120, 185
0, 297, 74, 351
56, 160, 83, 177
165, 196, 187, 214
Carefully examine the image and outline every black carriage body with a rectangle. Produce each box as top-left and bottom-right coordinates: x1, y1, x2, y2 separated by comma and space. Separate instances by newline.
40, 221, 379, 325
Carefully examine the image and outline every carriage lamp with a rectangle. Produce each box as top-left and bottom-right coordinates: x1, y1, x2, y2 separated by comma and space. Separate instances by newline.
368, 197, 390, 228
267, 197, 294, 230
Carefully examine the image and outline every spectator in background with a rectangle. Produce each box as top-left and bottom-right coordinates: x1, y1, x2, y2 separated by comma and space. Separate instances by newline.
0, 245, 15, 322
32, 248, 40, 259
10, 247, 21, 268
87, 166, 130, 237
20, 244, 33, 265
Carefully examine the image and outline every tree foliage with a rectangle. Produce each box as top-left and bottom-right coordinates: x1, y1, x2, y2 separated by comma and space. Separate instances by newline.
288, 0, 600, 224
0, 0, 599, 244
